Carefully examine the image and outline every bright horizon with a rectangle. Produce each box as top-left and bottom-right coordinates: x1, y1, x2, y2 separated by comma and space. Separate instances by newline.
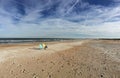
0, 0, 120, 38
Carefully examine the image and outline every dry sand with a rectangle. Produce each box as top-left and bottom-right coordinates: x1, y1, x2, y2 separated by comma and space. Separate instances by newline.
0, 40, 119, 78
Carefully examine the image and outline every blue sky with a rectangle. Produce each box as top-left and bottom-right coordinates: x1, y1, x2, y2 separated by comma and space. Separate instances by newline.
0, 0, 120, 38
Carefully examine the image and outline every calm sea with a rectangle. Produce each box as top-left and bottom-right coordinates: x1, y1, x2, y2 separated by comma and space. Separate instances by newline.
0, 38, 73, 44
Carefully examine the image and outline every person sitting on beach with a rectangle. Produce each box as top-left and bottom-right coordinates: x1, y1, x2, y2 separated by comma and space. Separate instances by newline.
44, 45, 48, 50
43, 43, 48, 50
39, 43, 48, 50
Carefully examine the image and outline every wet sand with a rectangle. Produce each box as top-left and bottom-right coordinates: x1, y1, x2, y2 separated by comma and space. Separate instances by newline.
0, 40, 119, 78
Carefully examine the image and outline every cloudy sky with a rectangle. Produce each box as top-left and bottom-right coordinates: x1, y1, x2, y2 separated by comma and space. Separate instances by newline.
0, 0, 120, 38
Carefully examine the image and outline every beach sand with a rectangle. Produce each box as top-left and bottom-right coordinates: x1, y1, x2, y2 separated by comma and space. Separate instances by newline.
0, 40, 120, 78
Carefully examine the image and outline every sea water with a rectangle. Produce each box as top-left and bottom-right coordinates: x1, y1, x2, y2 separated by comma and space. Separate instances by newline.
0, 38, 73, 44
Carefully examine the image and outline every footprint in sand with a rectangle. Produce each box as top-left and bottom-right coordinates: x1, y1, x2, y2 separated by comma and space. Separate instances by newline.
47, 73, 52, 78
103, 67, 107, 70
21, 69, 26, 73
100, 74, 104, 78
50, 61, 55, 65
33, 75, 38, 78
32, 73, 39, 78
41, 69, 44, 72
10, 70, 13, 74
57, 70, 60, 72
67, 62, 71, 66
17, 64, 22, 68
61, 65, 64, 68
48, 74, 51, 78
11, 62, 15, 65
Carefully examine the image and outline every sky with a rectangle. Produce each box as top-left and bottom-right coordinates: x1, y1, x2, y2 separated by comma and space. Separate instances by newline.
0, 0, 120, 38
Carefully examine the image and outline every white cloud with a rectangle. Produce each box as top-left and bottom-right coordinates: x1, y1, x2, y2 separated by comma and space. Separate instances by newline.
0, 0, 120, 38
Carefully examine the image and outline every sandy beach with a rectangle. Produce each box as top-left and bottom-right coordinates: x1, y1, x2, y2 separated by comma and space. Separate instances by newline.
0, 40, 120, 78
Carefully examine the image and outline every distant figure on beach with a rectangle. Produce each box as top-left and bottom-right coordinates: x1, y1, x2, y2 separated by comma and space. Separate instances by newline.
39, 43, 48, 50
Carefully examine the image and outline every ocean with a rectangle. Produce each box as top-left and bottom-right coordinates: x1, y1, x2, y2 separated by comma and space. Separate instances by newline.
0, 38, 73, 44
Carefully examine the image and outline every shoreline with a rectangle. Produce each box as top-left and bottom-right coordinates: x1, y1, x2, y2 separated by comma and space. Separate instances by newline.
0, 40, 85, 62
